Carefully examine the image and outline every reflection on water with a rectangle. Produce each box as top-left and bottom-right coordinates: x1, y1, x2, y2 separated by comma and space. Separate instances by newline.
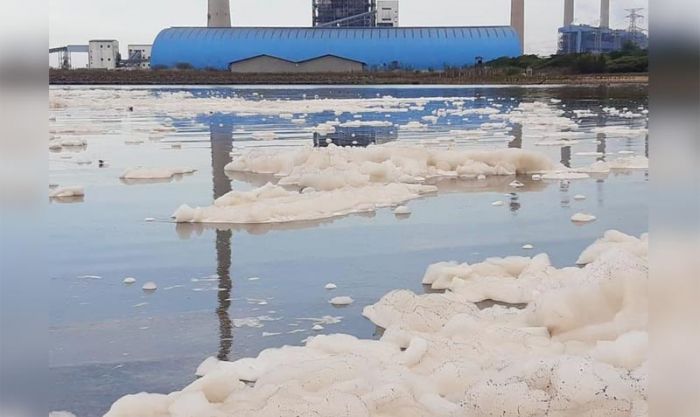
211, 119, 234, 361
597, 133, 607, 160
508, 123, 523, 149
561, 146, 572, 168
313, 125, 398, 147
50, 196, 85, 204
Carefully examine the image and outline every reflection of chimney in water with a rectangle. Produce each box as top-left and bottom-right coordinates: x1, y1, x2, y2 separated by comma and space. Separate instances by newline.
508, 123, 523, 149
211, 120, 234, 360
561, 146, 572, 168
596, 133, 606, 160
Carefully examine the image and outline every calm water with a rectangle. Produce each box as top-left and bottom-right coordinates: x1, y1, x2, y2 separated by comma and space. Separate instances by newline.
48, 85, 648, 417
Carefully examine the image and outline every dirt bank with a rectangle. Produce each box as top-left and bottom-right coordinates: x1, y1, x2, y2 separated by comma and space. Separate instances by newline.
49, 69, 648, 86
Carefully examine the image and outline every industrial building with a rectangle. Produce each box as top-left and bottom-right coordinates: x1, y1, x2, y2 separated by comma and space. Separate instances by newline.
312, 0, 398, 27
150, 0, 525, 72
126, 44, 153, 69
88, 40, 119, 69
558, 0, 648, 54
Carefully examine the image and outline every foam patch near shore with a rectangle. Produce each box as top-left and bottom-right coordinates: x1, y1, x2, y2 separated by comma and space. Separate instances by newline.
104, 231, 648, 417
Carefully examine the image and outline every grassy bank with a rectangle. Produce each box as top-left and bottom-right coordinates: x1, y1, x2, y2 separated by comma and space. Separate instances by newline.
49, 69, 647, 86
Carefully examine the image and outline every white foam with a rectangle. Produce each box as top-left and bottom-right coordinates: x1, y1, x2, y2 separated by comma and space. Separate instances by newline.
393, 205, 411, 215
142, 282, 157, 291
120, 167, 196, 180
123, 277, 136, 284
571, 212, 597, 223
50, 186, 84, 198
329, 296, 354, 306
105, 232, 648, 417
173, 182, 436, 224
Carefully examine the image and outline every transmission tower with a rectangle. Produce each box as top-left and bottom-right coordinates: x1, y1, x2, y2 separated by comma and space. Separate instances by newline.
625, 8, 645, 34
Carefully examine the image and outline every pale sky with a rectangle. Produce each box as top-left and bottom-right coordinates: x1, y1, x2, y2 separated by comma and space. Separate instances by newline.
49, 0, 648, 67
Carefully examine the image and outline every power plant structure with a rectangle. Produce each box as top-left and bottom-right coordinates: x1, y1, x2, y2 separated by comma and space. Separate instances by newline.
312, 0, 399, 28
208, 0, 231, 27
558, 0, 648, 54
149, 0, 525, 72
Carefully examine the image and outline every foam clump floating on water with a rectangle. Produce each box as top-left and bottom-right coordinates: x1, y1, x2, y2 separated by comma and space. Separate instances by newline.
571, 212, 597, 223
577, 156, 649, 174
324, 283, 337, 290
120, 167, 196, 180
225, 144, 556, 191
173, 182, 435, 224
576, 229, 648, 265
171, 144, 557, 225
104, 231, 648, 417
393, 205, 411, 215
329, 296, 354, 306
142, 282, 157, 291
49, 186, 84, 198
49, 412, 77, 417
123, 277, 136, 284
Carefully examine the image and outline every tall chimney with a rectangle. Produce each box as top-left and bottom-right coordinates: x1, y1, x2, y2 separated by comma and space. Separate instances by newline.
510, 0, 525, 54
208, 0, 231, 27
564, 0, 574, 26
600, 0, 610, 28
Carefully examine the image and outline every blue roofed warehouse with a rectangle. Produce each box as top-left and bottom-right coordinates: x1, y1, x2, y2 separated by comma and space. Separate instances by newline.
150, 26, 523, 72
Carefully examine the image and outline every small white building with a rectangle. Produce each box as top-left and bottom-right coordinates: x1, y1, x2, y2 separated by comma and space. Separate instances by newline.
88, 40, 119, 69
375, 0, 399, 27
127, 44, 152, 69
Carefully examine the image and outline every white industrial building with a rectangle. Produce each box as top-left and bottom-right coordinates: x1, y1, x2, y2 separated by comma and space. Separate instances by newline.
375, 0, 399, 27
88, 40, 119, 69
127, 44, 152, 69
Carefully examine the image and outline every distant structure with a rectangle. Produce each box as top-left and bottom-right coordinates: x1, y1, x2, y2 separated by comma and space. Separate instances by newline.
152, 27, 521, 71
312, 0, 398, 27
558, 0, 648, 54
49, 45, 88, 69
125, 44, 153, 69
208, 0, 231, 27
375, 0, 399, 27
148, 0, 524, 72
510, 0, 525, 52
88, 40, 120, 69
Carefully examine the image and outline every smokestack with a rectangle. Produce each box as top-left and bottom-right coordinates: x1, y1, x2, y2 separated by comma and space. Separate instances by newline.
600, 0, 610, 28
208, 0, 231, 27
564, 0, 574, 26
510, 0, 525, 54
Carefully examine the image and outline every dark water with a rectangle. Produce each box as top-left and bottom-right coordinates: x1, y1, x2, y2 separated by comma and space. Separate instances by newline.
48, 85, 648, 416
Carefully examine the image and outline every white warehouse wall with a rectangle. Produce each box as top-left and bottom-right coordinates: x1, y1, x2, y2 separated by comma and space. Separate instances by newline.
88, 40, 119, 69
376, 0, 399, 27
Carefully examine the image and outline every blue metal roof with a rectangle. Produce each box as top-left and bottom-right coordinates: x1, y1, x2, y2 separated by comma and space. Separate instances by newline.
151, 27, 522, 70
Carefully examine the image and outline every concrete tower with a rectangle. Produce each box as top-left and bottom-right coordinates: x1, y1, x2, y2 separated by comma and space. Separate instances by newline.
600, 0, 610, 28
208, 0, 231, 27
564, 0, 575, 26
510, 0, 525, 53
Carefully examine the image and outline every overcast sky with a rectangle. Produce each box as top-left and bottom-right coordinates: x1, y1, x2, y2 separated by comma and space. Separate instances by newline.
49, 0, 648, 67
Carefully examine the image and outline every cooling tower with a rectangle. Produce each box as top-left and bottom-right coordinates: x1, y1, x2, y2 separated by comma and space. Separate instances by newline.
208, 0, 231, 27
564, 0, 574, 26
600, 0, 610, 28
510, 0, 525, 53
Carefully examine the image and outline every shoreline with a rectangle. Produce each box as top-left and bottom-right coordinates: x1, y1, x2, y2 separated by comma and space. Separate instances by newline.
49, 69, 648, 86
